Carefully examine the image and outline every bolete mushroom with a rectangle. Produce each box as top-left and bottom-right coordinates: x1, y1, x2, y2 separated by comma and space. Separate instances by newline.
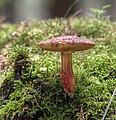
38, 35, 95, 97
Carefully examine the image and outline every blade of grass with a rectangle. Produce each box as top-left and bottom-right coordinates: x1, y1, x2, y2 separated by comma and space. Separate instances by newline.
102, 88, 116, 120
64, 0, 80, 18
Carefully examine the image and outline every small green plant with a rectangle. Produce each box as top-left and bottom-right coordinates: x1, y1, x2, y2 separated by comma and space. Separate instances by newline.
89, 4, 112, 19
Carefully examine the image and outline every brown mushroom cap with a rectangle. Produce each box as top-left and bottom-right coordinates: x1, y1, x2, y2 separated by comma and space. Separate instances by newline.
38, 35, 95, 52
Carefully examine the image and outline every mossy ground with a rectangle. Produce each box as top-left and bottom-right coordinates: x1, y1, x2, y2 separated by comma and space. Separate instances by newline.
0, 17, 116, 120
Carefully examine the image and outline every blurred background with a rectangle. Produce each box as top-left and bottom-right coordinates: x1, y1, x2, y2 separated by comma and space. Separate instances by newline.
0, 0, 116, 23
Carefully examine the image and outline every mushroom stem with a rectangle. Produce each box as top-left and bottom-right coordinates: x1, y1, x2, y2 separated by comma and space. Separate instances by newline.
61, 51, 75, 98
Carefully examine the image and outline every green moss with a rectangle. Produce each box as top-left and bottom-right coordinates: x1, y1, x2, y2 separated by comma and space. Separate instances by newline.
0, 17, 116, 120
0, 24, 17, 50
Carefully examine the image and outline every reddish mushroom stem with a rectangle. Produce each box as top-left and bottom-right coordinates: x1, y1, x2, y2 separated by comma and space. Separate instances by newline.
61, 51, 75, 97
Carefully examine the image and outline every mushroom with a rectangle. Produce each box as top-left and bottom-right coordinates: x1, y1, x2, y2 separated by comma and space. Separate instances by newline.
38, 35, 95, 97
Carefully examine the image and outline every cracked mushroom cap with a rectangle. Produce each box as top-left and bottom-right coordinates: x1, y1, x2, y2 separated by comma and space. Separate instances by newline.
38, 35, 95, 52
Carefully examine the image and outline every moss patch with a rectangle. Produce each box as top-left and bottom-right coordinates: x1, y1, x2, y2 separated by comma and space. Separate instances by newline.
0, 17, 116, 120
